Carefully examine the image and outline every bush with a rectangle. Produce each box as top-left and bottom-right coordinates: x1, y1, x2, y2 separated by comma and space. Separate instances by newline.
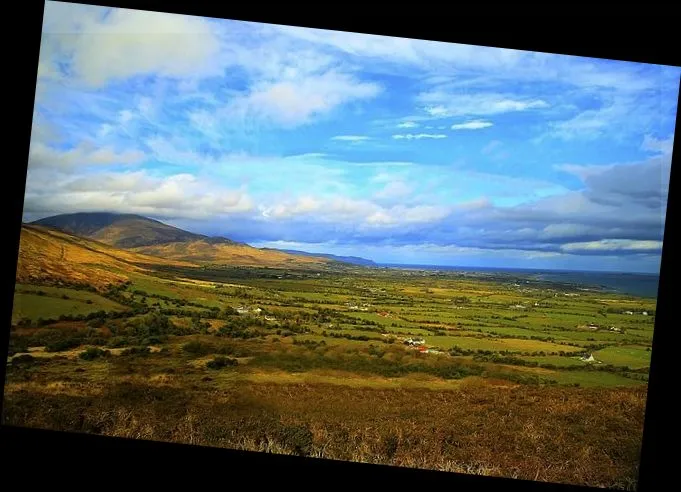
45, 338, 82, 352
121, 346, 151, 356
107, 336, 130, 348
11, 354, 36, 365
206, 356, 238, 369
182, 340, 214, 356
79, 347, 110, 360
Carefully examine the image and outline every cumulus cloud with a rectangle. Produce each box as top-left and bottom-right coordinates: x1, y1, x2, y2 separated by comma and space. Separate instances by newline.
392, 133, 447, 140
41, 3, 223, 87
24, 169, 254, 220
451, 120, 494, 130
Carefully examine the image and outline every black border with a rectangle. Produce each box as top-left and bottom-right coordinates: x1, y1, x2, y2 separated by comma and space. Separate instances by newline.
3, 2, 679, 491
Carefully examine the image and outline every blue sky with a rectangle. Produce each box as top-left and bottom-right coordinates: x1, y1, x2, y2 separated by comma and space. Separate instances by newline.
25, 1, 680, 272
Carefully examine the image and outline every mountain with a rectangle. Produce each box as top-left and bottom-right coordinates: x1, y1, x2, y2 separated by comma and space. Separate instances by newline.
16, 224, 197, 290
32, 212, 239, 249
130, 242, 331, 268
30, 212, 332, 268
270, 249, 376, 266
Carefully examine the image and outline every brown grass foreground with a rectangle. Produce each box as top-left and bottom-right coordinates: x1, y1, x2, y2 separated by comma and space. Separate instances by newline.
2, 376, 645, 490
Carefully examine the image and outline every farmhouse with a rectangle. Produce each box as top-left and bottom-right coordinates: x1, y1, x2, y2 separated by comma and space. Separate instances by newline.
587, 324, 599, 330
264, 315, 277, 322
609, 326, 621, 332
511, 304, 526, 309
236, 306, 249, 314
581, 353, 596, 363
404, 338, 426, 346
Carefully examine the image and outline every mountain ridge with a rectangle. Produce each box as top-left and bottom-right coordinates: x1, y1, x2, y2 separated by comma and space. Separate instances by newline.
267, 248, 376, 266
31, 212, 240, 249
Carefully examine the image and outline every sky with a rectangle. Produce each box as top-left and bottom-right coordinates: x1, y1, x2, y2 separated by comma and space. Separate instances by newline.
25, 1, 680, 273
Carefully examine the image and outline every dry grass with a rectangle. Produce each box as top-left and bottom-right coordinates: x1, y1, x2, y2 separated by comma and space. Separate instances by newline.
2, 373, 645, 490
16, 225, 197, 290
131, 241, 330, 267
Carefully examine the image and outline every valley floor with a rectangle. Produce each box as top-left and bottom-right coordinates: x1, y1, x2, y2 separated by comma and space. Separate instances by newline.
4, 264, 655, 489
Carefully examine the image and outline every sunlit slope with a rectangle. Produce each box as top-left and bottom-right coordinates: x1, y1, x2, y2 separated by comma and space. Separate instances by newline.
131, 240, 332, 268
16, 224, 197, 289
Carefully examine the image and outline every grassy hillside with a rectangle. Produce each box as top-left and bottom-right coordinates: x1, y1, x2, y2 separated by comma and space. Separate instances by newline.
32, 212, 225, 248
132, 241, 332, 268
15, 224, 197, 290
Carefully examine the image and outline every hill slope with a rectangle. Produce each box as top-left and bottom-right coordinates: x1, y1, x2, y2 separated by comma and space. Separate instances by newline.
131, 241, 331, 268
30, 212, 336, 268
16, 224, 197, 290
32, 212, 238, 248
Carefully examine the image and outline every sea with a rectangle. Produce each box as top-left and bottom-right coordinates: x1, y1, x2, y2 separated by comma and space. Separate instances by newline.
378, 264, 660, 299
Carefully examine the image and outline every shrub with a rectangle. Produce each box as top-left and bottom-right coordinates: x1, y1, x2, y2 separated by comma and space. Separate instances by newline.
107, 336, 130, 348
206, 356, 238, 369
79, 347, 110, 360
45, 338, 83, 352
182, 340, 214, 356
11, 354, 36, 365
121, 346, 151, 356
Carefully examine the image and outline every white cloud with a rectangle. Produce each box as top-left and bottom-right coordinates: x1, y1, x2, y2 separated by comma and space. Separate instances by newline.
418, 92, 549, 118
642, 134, 674, 156
397, 121, 419, 128
28, 141, 145, 170
24, 168, 254, 220
451, 120, 494, 130
392, 133, 447, 140
41, 3, 223, 87
221, 71, 381, 128
374, 180, 412, 200
561, 239, 663, 252
332, 135, 371, 142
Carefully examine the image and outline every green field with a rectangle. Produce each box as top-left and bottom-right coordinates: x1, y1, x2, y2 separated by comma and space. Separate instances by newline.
594, 345, 652, 369
12, 285, 127, 322
5, 262, 656, 490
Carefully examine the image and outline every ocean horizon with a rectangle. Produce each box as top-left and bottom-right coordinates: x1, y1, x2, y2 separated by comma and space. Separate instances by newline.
377, 263, 660, 298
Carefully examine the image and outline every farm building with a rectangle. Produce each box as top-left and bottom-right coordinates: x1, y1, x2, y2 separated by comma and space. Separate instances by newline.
581, 353, 596, 363
236, 306, 249, 314
404, 338, 425, 346
624, 311, 634, 315
642, 311, 648, 316
252, 308, 262, 314
264, 315, 277, 322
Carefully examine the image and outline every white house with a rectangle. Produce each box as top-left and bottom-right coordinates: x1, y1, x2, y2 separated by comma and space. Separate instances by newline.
624, 311, 634, 315
581, 353, 596, 363
236, 307, 249, 314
